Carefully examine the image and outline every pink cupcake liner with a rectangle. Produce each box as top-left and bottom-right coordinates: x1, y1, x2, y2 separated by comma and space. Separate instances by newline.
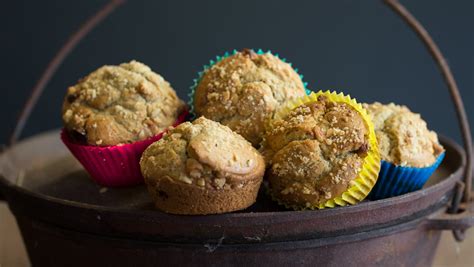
61, 110, 189, 187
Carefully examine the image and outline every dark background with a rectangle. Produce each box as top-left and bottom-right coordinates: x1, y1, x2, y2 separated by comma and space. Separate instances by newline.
1, 0, 472, 145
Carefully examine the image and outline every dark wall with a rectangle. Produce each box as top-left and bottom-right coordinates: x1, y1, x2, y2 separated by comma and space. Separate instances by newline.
1, 0, 472, 145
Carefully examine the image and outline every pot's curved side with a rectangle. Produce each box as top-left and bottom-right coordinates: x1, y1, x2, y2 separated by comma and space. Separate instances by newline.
14, 211, 442, 267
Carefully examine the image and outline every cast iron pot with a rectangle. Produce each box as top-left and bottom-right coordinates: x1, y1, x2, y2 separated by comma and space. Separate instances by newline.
0, 131, 472, 267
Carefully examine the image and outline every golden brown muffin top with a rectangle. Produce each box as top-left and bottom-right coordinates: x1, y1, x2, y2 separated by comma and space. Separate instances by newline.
140, 117, 265, 190
263, 96, 370, 206
62, 60, 185, 146
363, 102, 444, 167
194, 49, 306, 146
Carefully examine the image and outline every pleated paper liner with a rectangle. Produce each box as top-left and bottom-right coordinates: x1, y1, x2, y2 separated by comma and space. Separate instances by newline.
368, 152, 445, 200
268, 90, 381, 210
187, 48, 311, 119
61, 109, 189, 187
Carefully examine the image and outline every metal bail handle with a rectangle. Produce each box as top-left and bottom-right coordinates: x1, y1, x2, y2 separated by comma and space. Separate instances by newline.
384, 0, 473, 241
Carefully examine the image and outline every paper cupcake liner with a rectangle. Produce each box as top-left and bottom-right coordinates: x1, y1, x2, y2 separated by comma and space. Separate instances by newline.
60, 110, 189, 187
268, 90, 381, 210
187, 48, 311, 119
367, 152, 445, 200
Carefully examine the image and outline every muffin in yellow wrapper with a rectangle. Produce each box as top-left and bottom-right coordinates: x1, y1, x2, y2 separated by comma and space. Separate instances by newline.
262, 90, 381, 210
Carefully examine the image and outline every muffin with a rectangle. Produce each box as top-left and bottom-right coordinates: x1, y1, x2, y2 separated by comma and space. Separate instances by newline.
61, 60, 187, 187
62, 60, 185, 146
363, 102, 444, 167
140, 117, 265, 215
263, 91, 380, 209
363, 102, 445, 199
192, 49, 307, 146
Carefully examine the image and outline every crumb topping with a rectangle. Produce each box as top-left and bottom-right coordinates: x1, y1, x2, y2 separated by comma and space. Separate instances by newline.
62, 60, 185, 146
194, 49, 306, 146
263, 96, 369, 206
140, 117, 265, 190
363, 102, 444, 167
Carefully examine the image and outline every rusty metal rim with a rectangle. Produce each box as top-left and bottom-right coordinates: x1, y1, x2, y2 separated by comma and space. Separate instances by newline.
0, 135, 464, 221
0, 134, 467, 245
3, 176, 458, 223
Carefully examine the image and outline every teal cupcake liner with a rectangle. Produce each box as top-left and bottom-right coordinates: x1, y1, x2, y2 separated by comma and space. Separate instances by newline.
187, 49, 311, 118
368, 152, 445, 200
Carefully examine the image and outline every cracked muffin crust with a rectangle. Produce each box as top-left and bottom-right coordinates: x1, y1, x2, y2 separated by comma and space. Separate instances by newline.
62, 60, 185, 146
263, 95, 371, 208
363, 102, 444, 167
193, 49, 306, 146
140, 117, 265, 215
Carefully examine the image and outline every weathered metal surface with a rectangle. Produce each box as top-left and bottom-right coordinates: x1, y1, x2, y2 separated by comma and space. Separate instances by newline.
15, 215, 442, 267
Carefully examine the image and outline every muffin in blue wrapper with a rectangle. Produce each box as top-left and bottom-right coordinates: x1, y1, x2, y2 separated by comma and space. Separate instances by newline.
188, 48, 310, 146
363, 102, 445, 200
368, 152, 445, 199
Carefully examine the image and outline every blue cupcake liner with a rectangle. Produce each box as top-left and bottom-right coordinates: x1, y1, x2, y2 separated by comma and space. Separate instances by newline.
368, 152, 445, 200
187, 49, 311, 119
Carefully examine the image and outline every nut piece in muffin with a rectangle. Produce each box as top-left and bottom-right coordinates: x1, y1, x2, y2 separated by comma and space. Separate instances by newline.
193, 49, 307, 146
363, 102, 444, 168
263, 95, 371, 208
140, 117, 265, 215
62, 60, 185, 146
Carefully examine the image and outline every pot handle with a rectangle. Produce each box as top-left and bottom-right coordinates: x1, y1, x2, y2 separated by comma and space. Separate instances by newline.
425, 199, 474, 232
384, 0, 473, 241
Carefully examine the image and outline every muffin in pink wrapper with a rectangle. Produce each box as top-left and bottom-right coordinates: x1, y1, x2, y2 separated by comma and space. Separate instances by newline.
61, 110, 188, 187
61, 60, 187, 187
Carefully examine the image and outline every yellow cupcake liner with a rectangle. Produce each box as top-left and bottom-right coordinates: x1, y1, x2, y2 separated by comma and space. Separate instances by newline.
268, 90, 381, 210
